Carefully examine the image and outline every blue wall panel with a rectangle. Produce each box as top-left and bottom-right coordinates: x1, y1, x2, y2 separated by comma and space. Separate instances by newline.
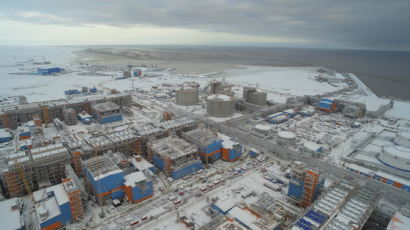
153, 155, 165, 171
100, 114, 123, 124
171, 161, 203, 180
132, 181, 153, 201
84, 167, 125, 195
287, 178, 304, 201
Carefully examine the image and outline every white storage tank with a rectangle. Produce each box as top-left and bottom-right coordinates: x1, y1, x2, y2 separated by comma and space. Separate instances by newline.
277, 131, 296, 146
175, 85, 199, 106
206, 94, 235, 117
243, 87, 267, 106
255, 124, 271, 135
394, 131, 410, 148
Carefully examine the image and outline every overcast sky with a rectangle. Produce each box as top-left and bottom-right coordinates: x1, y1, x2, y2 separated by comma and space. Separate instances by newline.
0, 0, 409, 50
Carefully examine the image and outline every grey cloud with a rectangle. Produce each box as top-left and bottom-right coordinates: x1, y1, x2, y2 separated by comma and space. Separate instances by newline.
0, 0, 409, 50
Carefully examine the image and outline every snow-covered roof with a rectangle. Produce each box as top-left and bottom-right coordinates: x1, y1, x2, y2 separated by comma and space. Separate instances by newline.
228, 206, 260, 230
208, 94, 232, 101
124, 171, 148, 186
35, 197, 61, 224
278, 131, 296, 139
131, 157, 154, 171
255, 124, 271, 131
0, 198, 23, 230
352, 96, 391, 112
383, 145, 410, 160
387, 209, 410, 230
218, 133, 239, 149
33, 183, 69, 205
0, 129, 11, 138
303, 141, 322, 152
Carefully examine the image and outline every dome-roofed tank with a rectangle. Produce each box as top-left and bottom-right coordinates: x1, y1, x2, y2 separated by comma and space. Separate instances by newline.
243, 87, 267, 106
175, 83, 199, 106
206, 94, 235, 117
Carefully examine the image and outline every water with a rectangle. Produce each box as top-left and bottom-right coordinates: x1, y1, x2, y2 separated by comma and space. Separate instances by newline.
116, 45, 410, 99
1, 45, 410, 99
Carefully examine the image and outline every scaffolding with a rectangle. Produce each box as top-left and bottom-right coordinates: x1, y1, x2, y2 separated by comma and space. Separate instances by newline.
65, 164, 88, 210
300, 169, 320, 208
147, 136, 200, 177
1, 144, 72, 196
62, 177, 84, 221
72, 151, 82, 176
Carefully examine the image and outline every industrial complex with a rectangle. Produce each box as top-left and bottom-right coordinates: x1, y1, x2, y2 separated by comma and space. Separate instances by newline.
0, 53, 410, 230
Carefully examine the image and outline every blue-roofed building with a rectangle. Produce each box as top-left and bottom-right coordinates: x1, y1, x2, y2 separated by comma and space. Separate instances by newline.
37, 67, 63, 75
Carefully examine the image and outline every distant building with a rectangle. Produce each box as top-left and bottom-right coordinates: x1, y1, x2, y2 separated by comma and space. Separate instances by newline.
37, 67, 63, 75
92, 102, 123, 124
287, 162, 324, 207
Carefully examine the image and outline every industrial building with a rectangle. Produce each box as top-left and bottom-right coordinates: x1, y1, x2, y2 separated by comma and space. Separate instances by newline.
175, 83, 199, 106
33, 177, 84, 230
0, 198, 24, 230
83, 155, 125, 205
92, 102, 123, 124
317, 98, 336, 112
0, 128, 12, 143
292, 179, 377, 230
147, 136, 203, 180
209, 80, 232, 95
206, 94, 235, 117
37, 67, 63, 75
183, 128, 223, 164
124, 171, 153, 203
1, 144, 71, 197
219, 133, 242, 162
78, 111, 92, 124
0, 93, 131, 129
243, 87, 267, 106
63, 108, 77, 125
287, 162, 324, 208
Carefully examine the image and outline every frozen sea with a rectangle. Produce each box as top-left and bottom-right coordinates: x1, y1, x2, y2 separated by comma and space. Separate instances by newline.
1, 45, 410, 101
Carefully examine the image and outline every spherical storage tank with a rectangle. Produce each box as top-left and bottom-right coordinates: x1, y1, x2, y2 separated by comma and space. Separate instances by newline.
206, 94, 235, 117
277, 131, 296, 146
175, 87, 199, 106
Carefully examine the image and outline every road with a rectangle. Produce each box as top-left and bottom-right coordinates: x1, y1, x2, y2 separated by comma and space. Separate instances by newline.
170, 106, 410, 205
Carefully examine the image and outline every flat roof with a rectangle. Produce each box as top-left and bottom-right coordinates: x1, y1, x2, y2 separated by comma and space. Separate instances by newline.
92, 102, 120, 112
84, 155, 122, 181
0, 198, 23, 230
33, 183, 69, 205
124, 171, 147, 186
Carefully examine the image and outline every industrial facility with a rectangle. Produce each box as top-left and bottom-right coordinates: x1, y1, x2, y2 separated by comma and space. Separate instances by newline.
147, 136, 203, 180
175, 83, 200, 106
0, 58, 409, 230
206, 94, 235, 117
243, 86, 267, 106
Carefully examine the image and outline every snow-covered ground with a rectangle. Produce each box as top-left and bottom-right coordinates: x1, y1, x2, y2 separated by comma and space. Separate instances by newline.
1, 47, 350, 104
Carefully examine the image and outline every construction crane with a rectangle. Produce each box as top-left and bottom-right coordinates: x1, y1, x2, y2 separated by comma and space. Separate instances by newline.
14, 160, 32, 195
